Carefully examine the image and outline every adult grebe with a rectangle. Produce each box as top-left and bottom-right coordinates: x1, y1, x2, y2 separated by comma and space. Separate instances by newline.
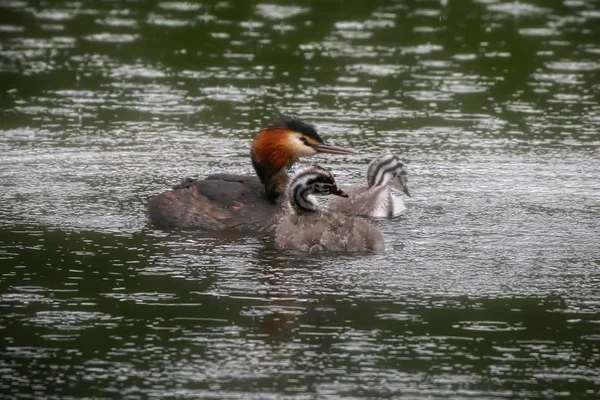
329, 152, 410, 218
147, 116, 356, 232
275, 166, 385, 253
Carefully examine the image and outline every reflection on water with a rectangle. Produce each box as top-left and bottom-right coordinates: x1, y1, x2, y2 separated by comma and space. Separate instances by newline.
1, 0, 600, 398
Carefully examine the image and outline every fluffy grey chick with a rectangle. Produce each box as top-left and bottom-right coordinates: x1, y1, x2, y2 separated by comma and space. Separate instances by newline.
329, 152, 410, 218
275, 165, 385, 253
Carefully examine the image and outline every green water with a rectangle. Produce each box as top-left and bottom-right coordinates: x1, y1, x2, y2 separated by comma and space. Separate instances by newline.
1, 0, 599, 398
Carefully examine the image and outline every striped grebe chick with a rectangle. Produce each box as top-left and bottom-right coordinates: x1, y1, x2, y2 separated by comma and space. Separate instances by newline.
275, 166, 385, 253
329, 152, 410, 218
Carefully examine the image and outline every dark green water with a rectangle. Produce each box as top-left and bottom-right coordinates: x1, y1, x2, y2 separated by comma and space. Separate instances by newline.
1, 0, 600, 398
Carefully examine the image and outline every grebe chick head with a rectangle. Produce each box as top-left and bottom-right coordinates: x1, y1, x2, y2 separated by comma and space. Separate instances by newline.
251, 116, 356, 202
366, 152, 410, 197
287, 166, 348, 213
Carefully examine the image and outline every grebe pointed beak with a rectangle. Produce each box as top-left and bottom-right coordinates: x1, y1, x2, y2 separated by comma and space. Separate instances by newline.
402, 186, 411, 197
311, 143, 357, 155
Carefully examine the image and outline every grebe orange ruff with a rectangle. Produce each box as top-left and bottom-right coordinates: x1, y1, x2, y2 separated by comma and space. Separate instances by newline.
147, 116, 356, 232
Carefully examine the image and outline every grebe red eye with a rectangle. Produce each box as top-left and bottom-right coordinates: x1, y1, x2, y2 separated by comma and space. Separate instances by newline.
300, 137, 309, 145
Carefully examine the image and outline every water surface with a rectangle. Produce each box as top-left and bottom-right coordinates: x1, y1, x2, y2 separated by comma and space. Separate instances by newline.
1, 0, 599, 398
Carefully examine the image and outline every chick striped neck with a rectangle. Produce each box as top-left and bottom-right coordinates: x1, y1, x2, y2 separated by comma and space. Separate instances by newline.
367, 154, 406, 188
291, 184, 319, 213
287, 168, 336, 214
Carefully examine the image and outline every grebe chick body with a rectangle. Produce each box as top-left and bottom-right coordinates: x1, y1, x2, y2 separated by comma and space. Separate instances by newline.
329, 153, 410, 218
275, 166, 385, 253
147, 117, 355, 232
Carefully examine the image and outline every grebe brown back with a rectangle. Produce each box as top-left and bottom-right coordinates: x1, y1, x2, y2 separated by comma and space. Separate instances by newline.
147, 117, 356, 232
275, 166, 385, 253
329, 152, 410, 218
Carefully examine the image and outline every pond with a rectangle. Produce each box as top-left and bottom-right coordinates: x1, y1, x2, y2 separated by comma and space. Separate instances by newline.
1, 0, 599, 398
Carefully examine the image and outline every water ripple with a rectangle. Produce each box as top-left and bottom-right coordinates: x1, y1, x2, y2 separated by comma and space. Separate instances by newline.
83, 33, 140, 43
255, 4, 309, 20
546, 60, 600, 71
157, 2, 204, 12
486, 2, 551, 17
147, 13, 190, 28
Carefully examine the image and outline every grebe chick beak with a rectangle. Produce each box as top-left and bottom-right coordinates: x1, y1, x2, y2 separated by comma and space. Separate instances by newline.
392, 175, 410, 197
331, 187, 349, 197
395, 169, 410, 197
310, 143, 357, 156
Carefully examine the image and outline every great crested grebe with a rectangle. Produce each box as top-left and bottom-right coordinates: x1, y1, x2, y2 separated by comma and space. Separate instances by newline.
275, 166, 385, 253
147, 116, 356, 232
328, 152, 410, 218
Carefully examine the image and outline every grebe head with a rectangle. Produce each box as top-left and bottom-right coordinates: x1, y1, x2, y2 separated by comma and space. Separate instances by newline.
287, 165, 348, 213
366, 152, 410, 197
251, 116, 355, 202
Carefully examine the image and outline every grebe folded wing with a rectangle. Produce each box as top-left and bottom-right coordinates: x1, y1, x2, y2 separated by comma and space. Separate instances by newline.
205, 173, 261, 185
148, 177, 278, 231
